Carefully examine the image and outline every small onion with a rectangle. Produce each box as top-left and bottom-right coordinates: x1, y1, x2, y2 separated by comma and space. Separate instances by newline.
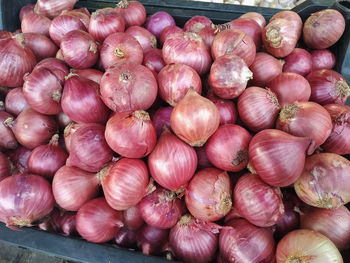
206, 90, 237, 125
151, 106, 173, 137
22, 33, 58, 60
145, 11, 176, 38
184, 16, 212, 33
19, 4, 34, 21
34, 0, 77, 19
21, 13, 51, 37
6, 146, 31, 174
115, 0, 146, 28
311, 49, 336, 70
76, 197, 123, 243
115, 227, 138, 247
137, 224, 169, 255
70, 68, 103, 84
123, 206, 144, 230
197, 26, 215, 48
283, 48, 313, 76
159, 25, 183, 46
0, 111, 18, 150
0, 152, 10, 182
125, 26, 157, 53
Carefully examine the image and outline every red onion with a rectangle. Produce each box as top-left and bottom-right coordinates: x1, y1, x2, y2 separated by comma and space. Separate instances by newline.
143, 48, 165, 74
63, 123, 84, 153
276, 229, 343, 263
276, 101, 332, 154
62, 74, 109, 124
159, 25, 183, 46
56, 112, 72, 129
148, 129, 197, 192
0, 152, 10, 182
209, 53, 252, 99
0, 174, 54, 226
197, 26, 215, 48
0, 111, 18, 150
49, 14, 86, 46
67, 123, 113, 172
249, 52, 283, 86
61, 30, 98, 69
23, 67, 64, 115
88, 8, 125, 43
234, 173, 284, 227
300, 206, 350, 250
6, 146, 31, 174
70, 68, 103, 84
139, 186, 183, 229
58, 211, 77, 236
211, 29, 256, 66
307, 69, 350, 105
10, 108, 57, 149
19, 4, 34, 21
205, 124, 251, 172
311, 49, 336, 70
100, 32, 143, 69
303, 9, 345, 49
171, 88, 220, 147
268, 72, 311, 107
163, 32, 211, 76
100, 62, 157, 112
158, 63, 202, 106
283, 48, 312, 76
76, 197, 123, 243
184, 16, 212, 33
322, 104, 350, 155
249, 129, 311, 187
151, 106, 173, 137
294, 152, 350, 209
115, 227, 138, 247
21, 13, 51, 37
145, 11, 175, 39
22, 33, 58, 61
62, 10, 90, 30
126, 26, 157, 53
195, 146, 212, 169
123, 206, 144, 230
169, 214, 219, 262
0, 30, 13, 39
53, 165, 100, 211
34, 0, 77, 19
115, 0, 146, 28
0, 35, 36, 87
28, 134, 67, 178
34, 58, 69, 75
207, 91, 237, 125
137, 224, 169, 255
185, 168, 232, 221
220, 219, 275, 263
241, 12, 266, 29
105, 110, 156, 158
238, 87, 280, 132
100, 158, 151, 210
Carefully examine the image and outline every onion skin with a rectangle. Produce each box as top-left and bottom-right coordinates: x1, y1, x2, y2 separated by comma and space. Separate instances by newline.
207, 91, 237, 125
0, 174, 55, 227
184, 16, 212, 33
311, 49, 336, 70
105, 110, 156, 158
158, 63, 202, 106
63, 123, 85, 153
61, 74, 109, 124
22, 33, 58, 61
169, 214, 219, 263
125, 26, 157, 53
21, 13, 51, 37
294, 153, 350, 209
143, 48, 165, 74
34, 58, 69, 75
123, 206, 144, 230
53, 165, 99, 211
276, 229, 343, 263
76, 197, 123, 243
160, 25, 183, 46
115, 0, 146, 28
197, 26, 215, 48
241, 12, 266, 29
170, 88, 220, 147
19, 4, 34, 21
276, 101, 332, 154
195, 146, 212, 169
249, 129, 311, 187
148, 129, 197, 192
307, 69, 350, 105
4, 88, 29, 117
100, 62, 158, 113
220, 219, 275, 263
115, 227, 138, 247
145, 11, 176, 39
300, 206, 350, 250
283, 48, 313, 76
34, 0, 77, 19
70, 69, 103, 84
238, 87, 280, 132
185, 168, 232, 222
136, 224, 169, 255
205, 124, 251, 172
303, 9, 345, 49
0, 152, 10, 182
6, 146, 31, 174
28, 134, 68, 178
0, 111, 18, 150
322, 104, 350, 155
151, 106, 173, 137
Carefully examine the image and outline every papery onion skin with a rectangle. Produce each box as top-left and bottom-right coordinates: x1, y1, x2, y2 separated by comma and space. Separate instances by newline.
185, 168, 232, 222
159, 25, 183, 46
6, 146, 31, 174
100, 62, 158, 112
268, 72, 311, 107
76, 197, 123, 243
300, 206, 350, 250
66, 123, 113, 172
205, 124, 251, 172
21, 13, 51, 37
34, 0, 77, 19
240, 12, 266, 29
0, 111, 18, 150
276, 229, 343, 263
283, 48, 313, 76
53, 165, 100, 211
311, 49, 336, 70
125, 26, 157, 53
0, 174, 55, 226
220, 219, 275, 263
28, 134, 68, 178
303, 9, 345, 49
123, 206, 144, 230
151, 106, 173, 137
70, 69, 103, 84
115, 0, 146, 28
294, 153, 350, 209
234, 173, 284, 227
171, 88, 220, 147
169, 214, 219, 263
34, 58, 69, 75
143, 48, 165, 74
238, 87, 280, 132
0, 152, 10, 182
307, 69, 350, 105
148, 129, 197, 192
100, 158, 150, 211
249, 129, 311, 187
158, 63, 202, 106
136, 224, 169, 255
209, 53, 252, 99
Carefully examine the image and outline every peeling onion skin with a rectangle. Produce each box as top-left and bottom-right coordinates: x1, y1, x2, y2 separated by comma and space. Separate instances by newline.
294, 153, 350, 209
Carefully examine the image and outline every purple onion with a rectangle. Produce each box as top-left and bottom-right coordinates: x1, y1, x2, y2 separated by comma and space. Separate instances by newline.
145, 11, 176, 38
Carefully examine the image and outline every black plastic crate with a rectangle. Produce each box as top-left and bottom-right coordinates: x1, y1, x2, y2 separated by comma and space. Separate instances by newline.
0, 0, 350, 262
